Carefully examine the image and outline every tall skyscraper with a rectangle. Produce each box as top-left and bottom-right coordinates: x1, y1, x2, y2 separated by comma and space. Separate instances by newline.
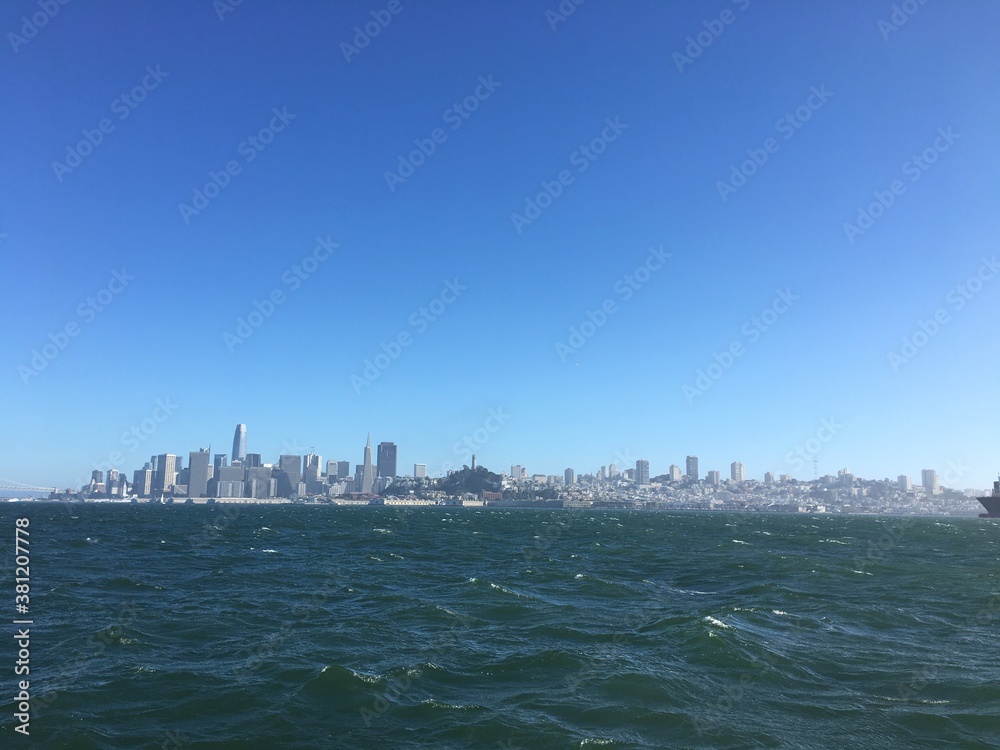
564, 468, 575, 485
188, 449, 211, 498
898, 474, 911, 491
214, 454, 228, 472
231, 423, 247, 464
731, 461, 745, 482
921, 469, 940, 495
686, 455, 699, 481
132, 468, 152, 497
668, 465, 682, 482
414, 463, 426, 479
361, 434, 376, 493
707, 470, 721, 485
764, 471, 775, 485
377, 442, 397, 478
304, 454, 321, 483
273, 455, 301, 497
245, 453, 262, 468
153, 454, 177, 494
337, 461, 350, 479
635, 460, 649, 486
326, 460, 338, 479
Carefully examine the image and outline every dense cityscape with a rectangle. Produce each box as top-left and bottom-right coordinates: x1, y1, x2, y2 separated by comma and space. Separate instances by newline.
1, 423, 989, 516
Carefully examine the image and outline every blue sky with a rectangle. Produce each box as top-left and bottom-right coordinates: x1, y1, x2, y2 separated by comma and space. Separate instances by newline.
2, 0, 999, 490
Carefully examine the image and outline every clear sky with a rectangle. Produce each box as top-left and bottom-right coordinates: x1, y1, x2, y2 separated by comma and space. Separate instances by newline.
2, 0, 999, 491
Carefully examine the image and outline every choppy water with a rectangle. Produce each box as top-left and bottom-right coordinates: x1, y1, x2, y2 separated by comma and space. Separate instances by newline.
2, 504, 999, 749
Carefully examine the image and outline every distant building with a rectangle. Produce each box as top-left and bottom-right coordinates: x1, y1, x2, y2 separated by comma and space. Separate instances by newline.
214, 454, 228, 472
686, 455, 699, 481
304, 454, 322, 483
898, 474, 911, 491
730, 461, 745, 482
231, 424, 247, 464
153, 454, 177, 494
188, 449, 211, 498
245, 466, 275, 499
707, 470, 721, 485
511, 464, 523, 480
377, 442, 397, 478
635, 460, 650, 486
764, 471, 775, 485
564, 468, 575, 485
132, 468, 152, 497
609, 464, 619, 478
245, 453, 262, 468
277, 455, 302, 497
361, 435, 376, 493
921, 469, 940, 495
337, 461, 351, 479
668, 465, 682, 482
414, 463, 427, 479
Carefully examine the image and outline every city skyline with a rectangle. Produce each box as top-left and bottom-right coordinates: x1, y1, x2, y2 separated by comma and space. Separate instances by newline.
3, 2, 999, 491
2, 419, 978, 496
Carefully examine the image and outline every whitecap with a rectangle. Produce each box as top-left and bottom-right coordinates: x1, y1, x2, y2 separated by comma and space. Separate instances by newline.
732, 539, 749, 545
703, 615, 731, 629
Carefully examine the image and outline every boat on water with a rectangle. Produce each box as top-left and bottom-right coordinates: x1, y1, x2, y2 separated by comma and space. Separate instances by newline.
978, 478, 1000, 517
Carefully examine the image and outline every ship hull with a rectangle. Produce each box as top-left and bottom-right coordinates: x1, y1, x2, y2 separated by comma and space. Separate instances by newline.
978, 496, 1000, 518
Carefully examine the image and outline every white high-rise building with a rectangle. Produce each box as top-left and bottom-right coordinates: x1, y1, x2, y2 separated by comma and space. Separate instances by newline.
730, 461, 745, 482
414, 463, 426, 479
